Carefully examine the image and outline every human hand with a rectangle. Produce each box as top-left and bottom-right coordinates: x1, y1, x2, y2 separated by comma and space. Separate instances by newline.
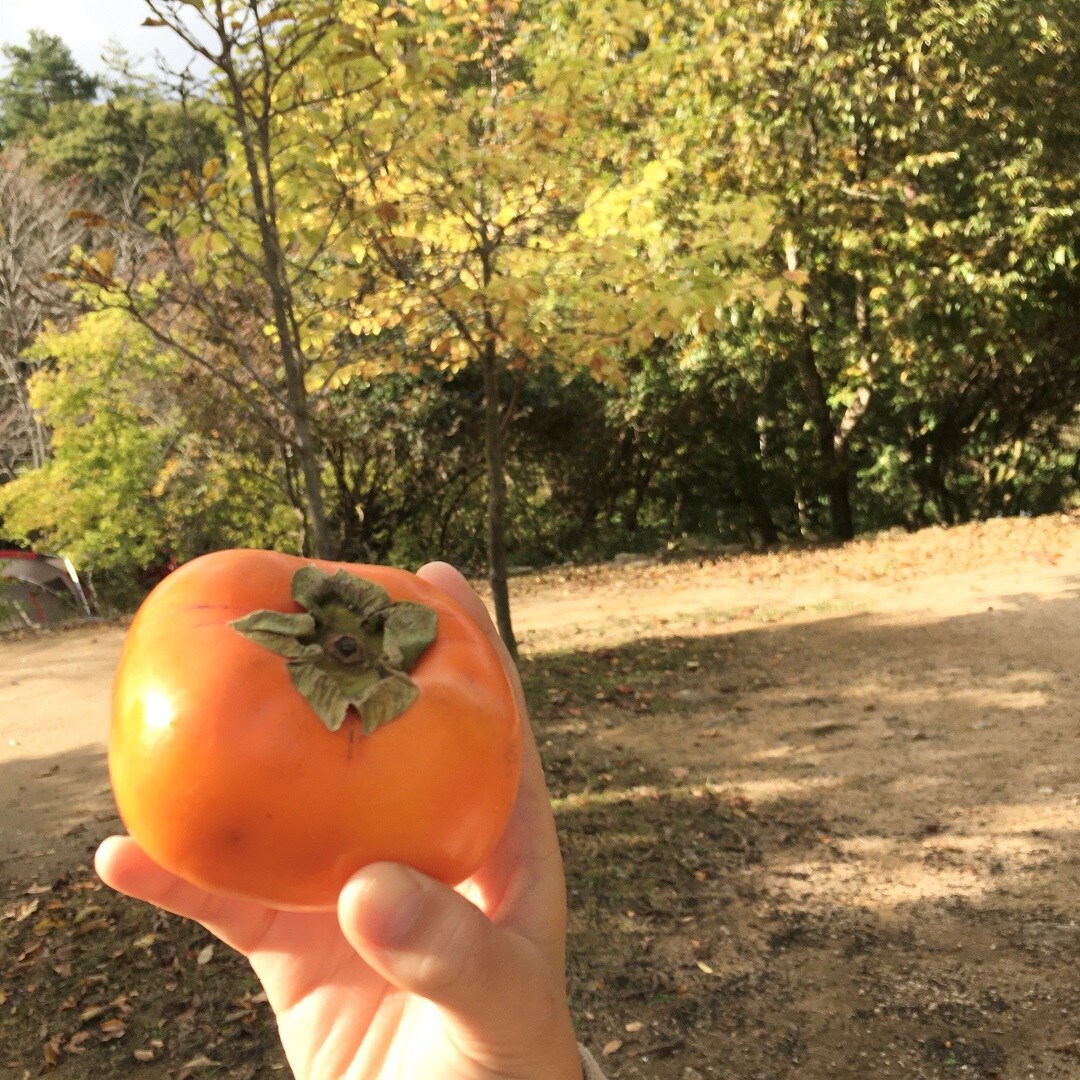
96, 561, 583, 1080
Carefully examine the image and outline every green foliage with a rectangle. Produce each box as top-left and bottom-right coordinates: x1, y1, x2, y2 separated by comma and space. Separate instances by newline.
611, 0, 1080, 540
0, 30, 99, 144
0, 310, 298, 606
0, 29, 222, 197
30, 92, 224, 195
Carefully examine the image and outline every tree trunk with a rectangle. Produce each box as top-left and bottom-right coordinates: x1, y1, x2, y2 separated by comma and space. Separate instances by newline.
825, 463, 855, 541
740, 474, 781, 547
736, 414, 780, 547
221, 44, 332, 559
480, 341, 517, 658
281, 359, 332, 558
794, 320, 856, 541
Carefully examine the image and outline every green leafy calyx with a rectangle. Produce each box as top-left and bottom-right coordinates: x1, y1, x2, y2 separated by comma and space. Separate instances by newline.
231, 565, 438, 735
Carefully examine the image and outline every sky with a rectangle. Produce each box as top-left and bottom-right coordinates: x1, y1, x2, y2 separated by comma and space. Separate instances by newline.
0, 0, 204, 79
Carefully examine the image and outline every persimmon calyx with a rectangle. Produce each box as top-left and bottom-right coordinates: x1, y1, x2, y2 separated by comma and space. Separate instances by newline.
230, 565, 438, 735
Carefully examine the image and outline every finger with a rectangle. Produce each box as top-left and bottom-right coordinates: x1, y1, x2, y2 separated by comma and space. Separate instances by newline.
95, 836, 278, 956
416, 560, 493, 633
339, 863, 572, 1060
417, 563, 520, 684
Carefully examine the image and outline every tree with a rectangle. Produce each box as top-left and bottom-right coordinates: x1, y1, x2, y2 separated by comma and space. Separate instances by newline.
0, 30, 222, 199
0, 147, 106, 483
29, 89, 223, 197
63, 0, 770, 649
83, 0, 388, 560
624, 0, 1080, 538
0, 31, 99, 145
301, 0, 774, 651
0, 307, 300, 605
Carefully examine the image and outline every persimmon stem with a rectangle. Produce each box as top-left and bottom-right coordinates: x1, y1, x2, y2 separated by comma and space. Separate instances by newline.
230, 566, 438, 735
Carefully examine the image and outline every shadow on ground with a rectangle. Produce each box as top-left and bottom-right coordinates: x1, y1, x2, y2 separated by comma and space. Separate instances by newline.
0, 744, 286, 1080
0, 745, 116, 886
525, 584, 1080, 1079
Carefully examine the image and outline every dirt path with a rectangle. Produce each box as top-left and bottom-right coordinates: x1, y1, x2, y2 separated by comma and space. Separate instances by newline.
517, 517, 1080, 1079
2, 515, 1078, 1078
1, 625, 123, 885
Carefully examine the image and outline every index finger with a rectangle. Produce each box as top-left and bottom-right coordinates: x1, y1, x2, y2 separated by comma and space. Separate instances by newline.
95, 835, 282, 956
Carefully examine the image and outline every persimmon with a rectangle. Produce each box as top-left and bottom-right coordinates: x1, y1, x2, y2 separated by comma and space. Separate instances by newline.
108, 549, 521, 910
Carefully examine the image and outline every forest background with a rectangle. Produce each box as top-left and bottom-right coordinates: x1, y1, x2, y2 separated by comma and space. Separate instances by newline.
0, 0, 1077, 651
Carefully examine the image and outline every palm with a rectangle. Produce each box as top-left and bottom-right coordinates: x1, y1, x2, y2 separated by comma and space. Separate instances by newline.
234, 888, 528, 1078
215, 820, 550, 1079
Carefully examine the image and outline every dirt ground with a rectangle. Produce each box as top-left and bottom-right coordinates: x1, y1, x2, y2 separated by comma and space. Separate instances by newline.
2, 514, 1079, 1079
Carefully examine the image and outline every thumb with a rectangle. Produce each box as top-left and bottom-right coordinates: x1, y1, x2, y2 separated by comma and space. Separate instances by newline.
339, 863, 572, 1056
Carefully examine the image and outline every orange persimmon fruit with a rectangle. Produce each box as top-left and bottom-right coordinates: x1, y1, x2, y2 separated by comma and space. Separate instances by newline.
108, 549, 521, 910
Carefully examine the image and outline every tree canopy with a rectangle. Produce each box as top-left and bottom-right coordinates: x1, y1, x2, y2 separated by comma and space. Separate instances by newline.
0, 30, 100, 145
0, 1, 1076, 621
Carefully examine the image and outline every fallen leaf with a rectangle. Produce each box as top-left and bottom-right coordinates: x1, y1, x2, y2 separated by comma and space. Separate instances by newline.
602, 1039, 624, 1057
696, 960, 715, 975
17, 941, 43, 962
42, 1034, 62, 1067
15, 899, 40, 922
625, 1020, 645, 1033
65, 1031, 91, 1054
99, 1018, 126, 1042
74, 918, 110, 936
73, 904, 104, 924
196, 943, 215, 966
176, 1054, 221, 1078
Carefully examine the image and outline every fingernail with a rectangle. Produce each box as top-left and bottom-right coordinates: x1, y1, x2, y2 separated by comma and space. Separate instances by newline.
348, 863, 425, 947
